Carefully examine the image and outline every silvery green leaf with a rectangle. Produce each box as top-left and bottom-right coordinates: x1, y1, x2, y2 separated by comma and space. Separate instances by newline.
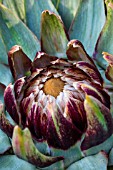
0, 129, 11, 154
51, 141, 84, 168
0, 155, 36, 170
51, 0, 80, 30
0, 63, 13, 86
69, 0, 105, 57
41, 10, 69, 58
12, 126, 63, 168
108, 148, 113, 166
2, 0, 25, 22
94, 0, 113, 69
67, 151, 108, 170
24, 0, 58, 39
0, 4, 40, 61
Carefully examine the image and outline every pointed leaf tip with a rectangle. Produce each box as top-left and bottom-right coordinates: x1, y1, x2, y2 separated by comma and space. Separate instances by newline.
66, 39, 95, 65
8, 45, 32, 80
24, 0, 58, 39
32, 51, 57, 70
103, 52, 113, 82
8, 45, 21, 54
12, 126, 63, 168
42, 10, 53, 15
41, 10, 69, 59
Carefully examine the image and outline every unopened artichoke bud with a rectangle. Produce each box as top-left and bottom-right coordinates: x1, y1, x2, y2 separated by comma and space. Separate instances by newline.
0, 8, 113, 170
2, 40, 113, 168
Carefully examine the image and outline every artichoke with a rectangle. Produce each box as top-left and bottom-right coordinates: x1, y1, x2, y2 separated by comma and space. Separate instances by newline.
0, 0, 113, 170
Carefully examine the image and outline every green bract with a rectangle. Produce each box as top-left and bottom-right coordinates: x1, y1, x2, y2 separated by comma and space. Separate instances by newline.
0, 1, 113, 170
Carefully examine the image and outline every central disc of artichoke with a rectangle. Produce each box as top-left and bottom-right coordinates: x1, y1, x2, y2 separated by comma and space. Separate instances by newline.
43, 78, 64, 98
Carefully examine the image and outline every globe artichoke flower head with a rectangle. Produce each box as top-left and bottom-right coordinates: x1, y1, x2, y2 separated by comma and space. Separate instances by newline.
0, 9, 113, 169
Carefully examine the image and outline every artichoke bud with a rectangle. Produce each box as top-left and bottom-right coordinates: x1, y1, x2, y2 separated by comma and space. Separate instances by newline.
0, 8, 113, 169
3, 42, 113, 161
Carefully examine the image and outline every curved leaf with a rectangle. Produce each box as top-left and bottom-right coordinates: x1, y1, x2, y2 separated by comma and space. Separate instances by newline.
69, 0, 105, 56
94, 0, 113, 69
0, 154, 64, 170
8, 45, 32, 80
41, 10, 69, 58
0, 155, 36, 170
0, 103, 14, 138
2, 0, 25, 22
4, 83, 23, 125
81, 83, 110, 109
25, 0, 58, 39
66, 39, 95, 65
67, 151, 108, 170
83, 134, 113, 157
51, 0, 80, 30
0, 3, 40, 61
51, 141, 84, 168
82, 95, 113, 151
0, 63, 13, 86
12, 126, 63, 168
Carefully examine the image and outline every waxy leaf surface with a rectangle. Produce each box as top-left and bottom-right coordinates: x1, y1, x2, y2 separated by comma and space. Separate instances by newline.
2, 0, 25, 22
41, 10, 69, 58
0, 4, 40, 61
67, 151, 108, 170
94, 0, 113, 69
69, 0, 105, 56
51, 0, 80, 30
25, 0, 58, 39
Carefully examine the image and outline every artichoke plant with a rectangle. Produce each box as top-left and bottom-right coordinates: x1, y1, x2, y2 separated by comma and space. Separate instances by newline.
0, 0, 113, 170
